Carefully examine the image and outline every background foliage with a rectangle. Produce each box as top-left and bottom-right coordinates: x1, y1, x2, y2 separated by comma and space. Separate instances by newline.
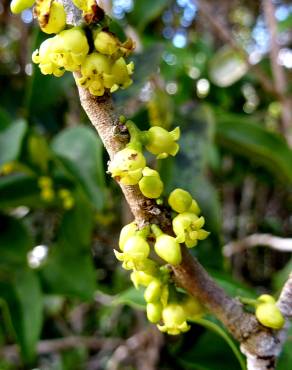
0, 0, 292, 369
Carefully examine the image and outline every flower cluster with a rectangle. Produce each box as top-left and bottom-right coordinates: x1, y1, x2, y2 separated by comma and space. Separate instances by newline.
11, 0, 134, 96
110, 118, 209, 334
38, 176, 75, 209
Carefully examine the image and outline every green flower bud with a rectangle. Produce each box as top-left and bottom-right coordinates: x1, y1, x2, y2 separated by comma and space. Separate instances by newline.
168, 188, 192, 213
257, 294, 276, 304
107, 57, 134, 93
130, 271, 155, 289
158, 304, 190, 335
10, 0, 35, 14
123, 235, 150, 260
147, 302, 162, 323
41, 187, 55, 202
119, 222, 137, 251
114, 235, 150, 270
256, 302, 285, 330
183, 297, 205, 320
144, 279, 162, 303
38, 176, 53, 188
154, 234, 182, 265
144, 126, 180, 159
108, 148, 146, 185
94, 31, 120, 56
189, 199, 201, 215
138, 167, 164, 199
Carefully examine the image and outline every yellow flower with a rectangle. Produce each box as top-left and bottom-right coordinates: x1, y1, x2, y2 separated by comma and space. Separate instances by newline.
32, 38, 64, 77
158, 304, 190, 335
168, 188, 193, 213
94, 31, 120, 56
108, 57, 134, 93
10, 0, 35, 14
33, 27, 89, 76
255, 295, 285, 330
144, 127, 180, 159
114, 235, 150, 270
108, 148, 146, 185
138, 167, 164, 199
34, 0, 66, 34
147, 302, 163, 323
78, 52, 112, 96
172, 212, 209, 248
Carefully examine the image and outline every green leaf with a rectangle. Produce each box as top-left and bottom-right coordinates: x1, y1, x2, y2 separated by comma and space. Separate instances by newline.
211, 271, 256, 299
0, 120, 27, 166
189, 319, 246, 370
0, 107, 11, 129
0, 269, 43, 363
113, 287, 145, 309
215, 112, 292, 184
0, 215, 32, 267
0, 174, 40, 209
127, 0, 168, 31
51, 126, 106, 210
41, 193, 96, 300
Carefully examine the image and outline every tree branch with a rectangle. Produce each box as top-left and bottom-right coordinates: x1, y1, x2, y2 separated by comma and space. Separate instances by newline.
74, 81, 292, 370
223, 234, 292, 257
59, 2, 291, 369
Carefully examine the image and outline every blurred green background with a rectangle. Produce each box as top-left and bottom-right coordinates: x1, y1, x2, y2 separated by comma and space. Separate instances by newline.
0, 0, 292, 369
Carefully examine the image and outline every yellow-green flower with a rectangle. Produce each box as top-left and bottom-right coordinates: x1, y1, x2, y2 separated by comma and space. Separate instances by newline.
172, 212, 209, 248
108, 148, 146, 185
144, 126, 180, 159
158, 304, 190, 335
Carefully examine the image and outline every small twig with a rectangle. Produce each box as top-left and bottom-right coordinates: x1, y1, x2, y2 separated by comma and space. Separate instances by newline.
194, 0, 277, 97
223, 234, 292, 257
1, 336, 122, 361
262, 0, 292, 145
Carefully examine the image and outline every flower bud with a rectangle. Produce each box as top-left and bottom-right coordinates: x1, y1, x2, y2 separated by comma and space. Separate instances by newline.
41, 187, 55, 202
256, 302, 285, 330
189, 199, 201, 215
108, 57, 134, 93
147, 302, 162, 323
144, 126, 180, 159
94, 31, 120, 56
257, 294, 276, 304
144, 279, 162, 303
10, 0, 35, 14
119, 222, 137, 251
183, 297, 204, 320
168, 188, 192, 213
130, 271, 155, 289
108, 148, 146, 185
154, 234, 182, 265
38, 176, 53, 188
35, 0, 66, 34
138, 167, 163, 199
123, 236, 150, 260
158, 303, 190, 335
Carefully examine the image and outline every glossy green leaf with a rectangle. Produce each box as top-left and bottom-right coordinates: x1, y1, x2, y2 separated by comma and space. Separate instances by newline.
51, 126, 106, 210
0, 269, 43, 363
0, 215, 32, 267
178, 325, 245, 370
186, 317, 246, 370
41, 193, 96, 300
128, 0, 168, 31
215, 112, 292, 184
0, 120, 27, 166
0, 174, 40, 209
